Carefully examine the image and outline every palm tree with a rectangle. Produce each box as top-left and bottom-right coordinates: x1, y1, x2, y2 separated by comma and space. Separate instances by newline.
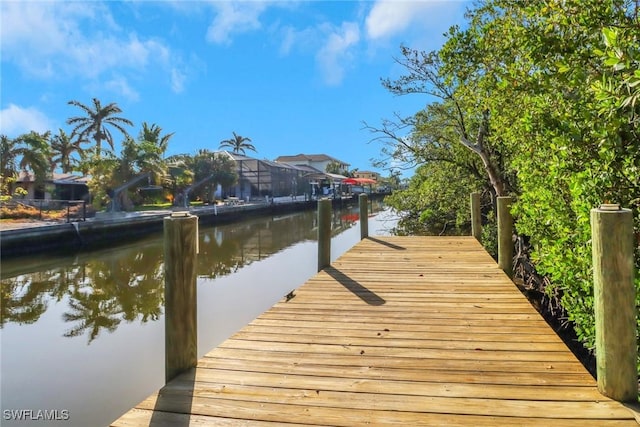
0, 135, 23, 196
17, 131, 51, 180
66, 98, 133, 157
0, 132, 50, 196
117, 136, 140, 184
1, 132, 50, 180
219, 132, 254, 200
137, 122, 173, 183
50, 129, 84, 173
135, 142, 167, 184
219, 132, 256, 155
108, 127, 171, 210
139, 122, 173, 154
0, 135, 19, 180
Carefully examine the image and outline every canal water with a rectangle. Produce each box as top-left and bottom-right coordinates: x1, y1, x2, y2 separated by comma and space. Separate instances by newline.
0, 202, 398, 427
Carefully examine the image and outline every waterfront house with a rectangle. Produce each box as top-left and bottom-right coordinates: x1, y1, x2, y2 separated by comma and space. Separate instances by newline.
220, 152, 312, 200
14, 171, 90, 201
274, 154, 350, 175
353, 170, 380, 182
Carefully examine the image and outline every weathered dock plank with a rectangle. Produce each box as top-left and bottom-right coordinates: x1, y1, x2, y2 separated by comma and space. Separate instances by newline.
111, 236, 638, 426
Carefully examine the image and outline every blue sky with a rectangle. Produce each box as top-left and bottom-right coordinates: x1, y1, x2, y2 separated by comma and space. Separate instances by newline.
1, 1, 469, 177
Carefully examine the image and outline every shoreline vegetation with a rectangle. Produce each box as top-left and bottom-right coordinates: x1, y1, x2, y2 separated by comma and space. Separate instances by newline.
377, 1, 639, 385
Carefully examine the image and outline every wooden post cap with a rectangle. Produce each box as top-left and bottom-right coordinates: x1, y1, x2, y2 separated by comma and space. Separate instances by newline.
597, 204, 621, 211
592, 205, 632, 216
170, 211, 191, 218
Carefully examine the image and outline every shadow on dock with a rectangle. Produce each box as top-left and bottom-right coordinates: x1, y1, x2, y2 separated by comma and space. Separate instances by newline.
366, 236, 406, 250
621, 402, 640, 423
150, 370, 195, 427
324, 266, 386, 306
112, 236, 639, 426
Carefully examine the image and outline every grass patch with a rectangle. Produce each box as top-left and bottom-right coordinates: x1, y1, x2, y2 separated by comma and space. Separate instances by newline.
137, 202, 173, 211
0, 201, 94, 221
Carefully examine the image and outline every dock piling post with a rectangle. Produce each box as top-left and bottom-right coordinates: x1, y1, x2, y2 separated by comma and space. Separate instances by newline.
497, 196, 513, 277
164, 212, 199, 383
470, 192, 481, 241
359, 194, 369, 239
318, 199, 331, 271
590, 204, 637, 402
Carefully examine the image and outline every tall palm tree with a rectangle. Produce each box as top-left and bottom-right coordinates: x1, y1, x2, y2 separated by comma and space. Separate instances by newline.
0, 132, 50, 196
115, 133, 167, 185
139, 122, 174, 154
219, 132, 256, 155
0, 135, 19, 180
50, 129, 84, 173
0, 135, 23, 195
117, 136, 140, 184
137, 122, 172, 183
0, 132, 51, 182
66, 98, 133, 157
17, 131, 51, 180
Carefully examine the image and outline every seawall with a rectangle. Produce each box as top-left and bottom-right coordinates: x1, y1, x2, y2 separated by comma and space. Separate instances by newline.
0, 195, 382, 258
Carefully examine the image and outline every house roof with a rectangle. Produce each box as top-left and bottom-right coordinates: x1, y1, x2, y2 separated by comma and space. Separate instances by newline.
326, 173, 349, 180
52, 173, 91, 185
16, 172, 90, 185
303, 171, 349, 181
222, 151, 254, 161
274, 154, 349, 166
222, 151, 318, 173
258, 158, 310, 172
292, 164, 323, 174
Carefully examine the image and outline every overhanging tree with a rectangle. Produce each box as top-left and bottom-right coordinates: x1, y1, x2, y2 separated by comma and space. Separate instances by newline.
371, 45, 512, 204
376, 0, 639, 370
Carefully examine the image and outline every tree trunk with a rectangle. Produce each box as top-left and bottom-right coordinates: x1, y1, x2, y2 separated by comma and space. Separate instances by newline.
458, 110, 506, 198
477, 150, 505, 197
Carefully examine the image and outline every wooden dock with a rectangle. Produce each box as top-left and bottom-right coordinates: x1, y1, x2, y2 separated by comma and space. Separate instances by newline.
112, 236, 639, 426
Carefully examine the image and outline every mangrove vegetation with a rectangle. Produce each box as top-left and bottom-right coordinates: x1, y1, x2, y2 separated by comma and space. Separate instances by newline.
374, 0, 639, 373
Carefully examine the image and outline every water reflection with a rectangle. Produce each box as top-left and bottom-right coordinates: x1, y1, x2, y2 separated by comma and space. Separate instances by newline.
0, 202, 384, 344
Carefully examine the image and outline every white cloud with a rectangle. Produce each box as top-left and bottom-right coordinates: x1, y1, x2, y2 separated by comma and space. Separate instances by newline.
0, 2, 188, 91
365, 0, 462, 40
104, 77, 140, 102
1, 2, 94, 78
278, 25, 317, 56
277, 20, 362, 86
206, 2, 268, 45
171, 68, 187, 94
0, 105, 55, 137
279, 26, 299, 56
316, 22, 360, 86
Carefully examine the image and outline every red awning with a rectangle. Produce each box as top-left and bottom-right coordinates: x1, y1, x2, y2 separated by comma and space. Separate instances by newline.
342, 177, 376, 185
